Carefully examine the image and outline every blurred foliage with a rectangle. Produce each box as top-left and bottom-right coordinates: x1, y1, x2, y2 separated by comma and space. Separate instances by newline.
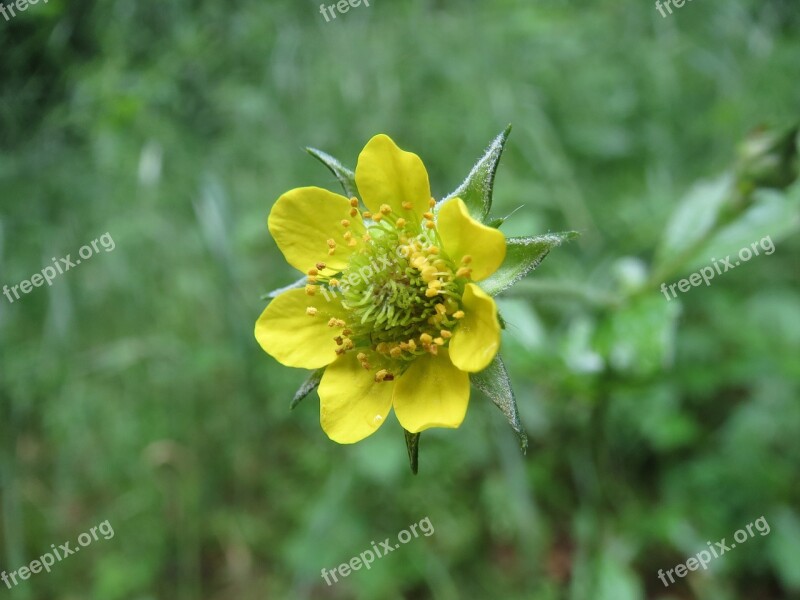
1, 0, 799, 599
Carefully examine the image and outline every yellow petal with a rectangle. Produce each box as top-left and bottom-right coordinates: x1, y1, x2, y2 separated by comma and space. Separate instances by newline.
436, 198, 506, 281
355, 134, 431, 217
319, 351, 395, 444
268, 187, 365, 273
254, 289, 348, 369
449, 283, 501, 372
393, 349, 470, 433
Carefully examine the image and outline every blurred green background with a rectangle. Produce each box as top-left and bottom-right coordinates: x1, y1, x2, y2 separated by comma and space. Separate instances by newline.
1, 0, 799, 598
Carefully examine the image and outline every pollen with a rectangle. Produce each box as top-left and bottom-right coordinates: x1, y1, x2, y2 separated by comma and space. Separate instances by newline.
456, 267, 472, 278
461, 255, 472, 265
350, 197, 359, 207
380, 204, 392, 215
425, 288, 440, 297
389, 346, 403, 358
453, 310, 465, 319
341, 219, 351, 228
433, 337, 445, 346
423, 212, 434, 220
440, 330, 452, 339
395, 218, 406, 229
435, 304, 447, 315
329, 278, 340, 287
306, 307, 318, 316
305, 284, 317, 296
425, 221, 436, 229
420, 333, 433, 345
374, 369, 394, 383
307, 268, 318, 276
429, 197, 436, 208
402, 201, 413, 210
363, 211, 372, 219
350, 208, 358, 217
316, 262, 327, 270
334, 336, 343, 345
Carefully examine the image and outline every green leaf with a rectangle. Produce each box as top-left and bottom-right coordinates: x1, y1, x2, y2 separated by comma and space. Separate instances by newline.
290, 368, 325, 410
403, 429, 420, 475
442, 125, 512, 222
479, 232, 578, 297
306, 147, 358, 198
654, 173, 734, 271
470, 355, 528, 452
263, 276, 307, 300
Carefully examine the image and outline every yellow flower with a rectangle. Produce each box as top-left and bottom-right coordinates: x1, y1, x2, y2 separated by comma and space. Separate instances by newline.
256, 134, 506, 444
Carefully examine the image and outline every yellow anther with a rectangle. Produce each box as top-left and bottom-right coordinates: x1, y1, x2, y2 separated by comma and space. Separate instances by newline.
341, 219, 351, 228
357, 352, 367, 361
328, 248, 335, 255
375, 369, 393, 383
376, 342, 389, 354
362, 233, 372, 242
342, 328, 352, 336
395, 218, 406, 229
435, 304, 447, 315
343, 339, 354, 350
453, 310, 465, 319
329, 278, 339, 286
350, 197, 359, 207
328, 318, 338, 327
420, 333, 433, 345
425, 221, 436, 229
361, 361, 372, 371
429, 197, 436, 208
327, 239, 336, 248
390, 346, 403, 358
406, 339, 417, 351
440, 330, 452, 339
421, 266, 438, 282
426, 246, 439, 255
380, 204, 392, 215
334, 336, 343, 345
423, 212, 434, 220
428, 280, 443, 290
334, 319, 346, 327
456, 267, 473, 278
433, 259, 447, 270
350, 208, 358, 217
307, 275, 317, 283
343, 231, 353, 241
373, 214, 383, 222
433, 337, 445, 346
335, 347, 346, 355
316, 262, 327, 270
428, 344, 439, 355
461, 255, 473, 265
425, 288, 440, 297
306, 307, 318, 316
307, 268, 318, 276
305, 284, 317, 296
362, 211, 372, 219
402, 201, 413, 210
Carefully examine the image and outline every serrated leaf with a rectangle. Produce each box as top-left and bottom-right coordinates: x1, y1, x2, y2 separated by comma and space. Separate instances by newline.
442, 125, 511, 222
263, 276, 307, 299
403, 429, 420, 475
290, 368, 324, 410
470, 355, 528, 452
479, 232, 578, 296
306, 147, 358, 198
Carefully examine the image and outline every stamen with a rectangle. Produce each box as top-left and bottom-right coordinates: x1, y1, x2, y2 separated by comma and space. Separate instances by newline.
306, 307, 318, 316
423, 212, 434, 220
425, 221, 436, 229
350, 208, 358, 217
402, 201, 413, 210
350, 197, 359, 207
395, 218, 406, 229
440, 330, 452, 339
380, 204, 392, 215
429, 197, 436, 208
362, 211, 372, 219
453, 310, 465, 319
307, 268, 318, 276
305, 284, 317, 296
461, 255, 472, 265
316, 262, 327, 270
341, 219, 351, 228
456, 267, 472, 278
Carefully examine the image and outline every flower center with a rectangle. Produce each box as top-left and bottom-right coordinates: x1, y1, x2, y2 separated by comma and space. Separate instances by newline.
306, 198, 473, 380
